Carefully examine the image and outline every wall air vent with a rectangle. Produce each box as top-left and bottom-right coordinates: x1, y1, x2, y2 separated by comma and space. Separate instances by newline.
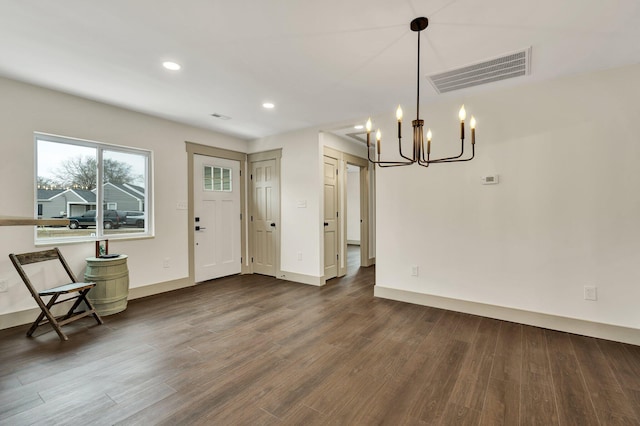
427, 47, 531, 94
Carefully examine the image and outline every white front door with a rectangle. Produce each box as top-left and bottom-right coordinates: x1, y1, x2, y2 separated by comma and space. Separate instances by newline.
324, 156, 338, 280
194, 155, 241, 282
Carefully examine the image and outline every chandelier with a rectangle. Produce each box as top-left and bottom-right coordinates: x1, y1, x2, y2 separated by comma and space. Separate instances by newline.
366, 17, 476, 168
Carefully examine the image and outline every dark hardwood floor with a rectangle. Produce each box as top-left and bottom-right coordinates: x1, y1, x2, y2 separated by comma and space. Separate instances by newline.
1, 246, 639, 425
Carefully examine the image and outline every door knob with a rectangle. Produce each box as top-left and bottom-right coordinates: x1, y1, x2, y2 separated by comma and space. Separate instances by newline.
270, 223, 276, 227
324, 222, 329, 226
195, 226, 206, 231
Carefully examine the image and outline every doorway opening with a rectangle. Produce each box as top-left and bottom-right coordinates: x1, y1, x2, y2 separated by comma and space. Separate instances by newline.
346, 164, 361, 275
323, 146, 374, 283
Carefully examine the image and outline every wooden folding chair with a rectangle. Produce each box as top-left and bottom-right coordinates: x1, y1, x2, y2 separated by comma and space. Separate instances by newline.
9, 248, 104, 341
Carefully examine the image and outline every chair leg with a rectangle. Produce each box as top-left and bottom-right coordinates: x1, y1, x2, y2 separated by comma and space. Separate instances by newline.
27, 293, 57, 336
78, 289, 104, 325
28, 294, 68, 341
27, 309, 47, 337
63, 292, 87, 320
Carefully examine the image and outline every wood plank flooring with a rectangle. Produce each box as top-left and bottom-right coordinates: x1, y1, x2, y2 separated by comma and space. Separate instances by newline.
1, 246, 639, 425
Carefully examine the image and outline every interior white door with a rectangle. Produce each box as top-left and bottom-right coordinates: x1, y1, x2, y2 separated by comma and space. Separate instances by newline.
194, 155, 241, 282
324, 156, 338, 280
251, 159, 278, 276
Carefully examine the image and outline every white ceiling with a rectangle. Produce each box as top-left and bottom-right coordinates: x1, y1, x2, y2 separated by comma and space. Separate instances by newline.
1, 0, 639, 141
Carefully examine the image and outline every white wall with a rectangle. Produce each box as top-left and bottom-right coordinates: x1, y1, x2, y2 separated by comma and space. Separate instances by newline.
249, 128, 323, 278
375, 64, 640, 331
321, 131, 367, 159
0, 77, 247, 319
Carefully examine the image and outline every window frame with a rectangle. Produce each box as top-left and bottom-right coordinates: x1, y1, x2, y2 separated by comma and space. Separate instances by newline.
34, 132, 153, 244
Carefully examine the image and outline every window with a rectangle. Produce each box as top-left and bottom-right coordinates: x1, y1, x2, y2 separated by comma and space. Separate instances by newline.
203, 165, 232, 192
35, 133, 152, 242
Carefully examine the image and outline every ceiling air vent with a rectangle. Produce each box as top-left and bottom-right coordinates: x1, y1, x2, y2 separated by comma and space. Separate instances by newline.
210, 113, 231, 120
427, 47, 531, 94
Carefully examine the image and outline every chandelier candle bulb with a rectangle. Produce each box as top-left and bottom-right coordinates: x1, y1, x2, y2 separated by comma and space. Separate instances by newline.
365, 118, 372, 147
459, 105, 466, 121
396, 105, 403, 139
427, 129, 432, 155
470, 116, 476, 145
459, 105, 466, 140
376, 129, 382, 155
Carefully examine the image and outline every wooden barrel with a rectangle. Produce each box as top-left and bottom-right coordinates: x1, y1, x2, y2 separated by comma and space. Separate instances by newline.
85, 255, 129, 316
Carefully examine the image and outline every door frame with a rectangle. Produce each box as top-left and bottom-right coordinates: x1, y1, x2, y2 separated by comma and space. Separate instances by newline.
186, 142, 248, 285
323, 147, 374, 280
247, 149, 282, 277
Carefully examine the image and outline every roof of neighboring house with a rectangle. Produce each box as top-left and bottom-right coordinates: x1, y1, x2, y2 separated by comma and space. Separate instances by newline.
38, 184, 143, 203
74, 189, 96, 203
37, 188, 66, 200
37, 188, 96, 203
124, 183, 145, 195
105, 182, 145, 199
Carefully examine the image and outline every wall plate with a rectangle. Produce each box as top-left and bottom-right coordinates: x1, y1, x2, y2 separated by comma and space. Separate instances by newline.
481, 175, 499, 185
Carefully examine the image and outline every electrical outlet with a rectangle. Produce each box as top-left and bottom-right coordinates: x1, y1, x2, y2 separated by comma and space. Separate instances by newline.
163, 258, 171, 268
584, 286, 597, 301
0, 279, 8, 292
411, 265, 419, 276
297, 252, 303, 261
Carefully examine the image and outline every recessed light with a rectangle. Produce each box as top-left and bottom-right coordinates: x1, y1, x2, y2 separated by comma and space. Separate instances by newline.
162, 61, 181, 71
354, 125, 364, 130
262, 102, 275, 109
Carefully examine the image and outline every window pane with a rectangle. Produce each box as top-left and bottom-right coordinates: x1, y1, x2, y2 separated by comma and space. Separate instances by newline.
103, 150, 148, 236
222, 168, 232, 191
204, 165, 213, 190
35, 134, 152, 243
36, 139, 97, 240
213, 166, 222, 191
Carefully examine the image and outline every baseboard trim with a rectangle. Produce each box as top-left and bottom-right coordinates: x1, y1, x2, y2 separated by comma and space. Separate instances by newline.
0, 278, 194, 331
374, 286, 640, 346
128, 278, 193, 300
0, 307, 41, 331
278, 271, 324, 286
362, 256, 375, 267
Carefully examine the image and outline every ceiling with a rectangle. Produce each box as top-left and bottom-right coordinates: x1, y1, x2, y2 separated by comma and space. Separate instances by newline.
1, 0, 639, 141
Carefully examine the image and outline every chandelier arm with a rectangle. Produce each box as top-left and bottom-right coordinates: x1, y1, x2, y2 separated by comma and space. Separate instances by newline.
398, 136, 416, 162
427, 138, 466, 163
417, 149, 430, 167
378, 162, 415, 167
368, 145, 413, 165
372, 159, 414, 165
373, 157, 414, 165
429, 144, 475, 163
398, 132, 416, 164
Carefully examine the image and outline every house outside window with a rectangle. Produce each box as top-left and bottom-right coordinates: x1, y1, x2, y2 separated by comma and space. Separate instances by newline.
35, 132, 152, 242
